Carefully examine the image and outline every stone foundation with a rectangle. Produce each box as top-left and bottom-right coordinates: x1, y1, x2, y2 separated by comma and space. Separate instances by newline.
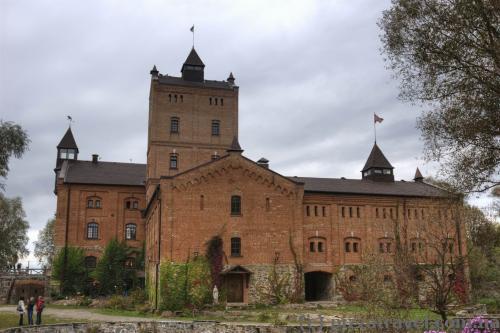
244, 264, 301, 304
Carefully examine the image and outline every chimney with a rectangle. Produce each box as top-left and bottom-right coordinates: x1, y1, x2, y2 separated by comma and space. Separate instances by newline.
257, 158, 269, 169
92, 154, 99, 164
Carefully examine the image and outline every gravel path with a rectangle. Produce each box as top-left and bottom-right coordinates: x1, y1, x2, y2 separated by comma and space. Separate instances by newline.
0, 305, 162, 323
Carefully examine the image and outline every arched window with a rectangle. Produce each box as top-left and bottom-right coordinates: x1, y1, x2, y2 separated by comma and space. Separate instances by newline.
170, 117, 179, 133
345, 238, 361, 253
231, 195, 241, 216
230, 237, 241, 256
170, 154, 178, 169
87, 196, 102, 209
125, 257, 135, 268
85, 256, 97, 269
125, 223, 137, 240
87, 222, 99, 239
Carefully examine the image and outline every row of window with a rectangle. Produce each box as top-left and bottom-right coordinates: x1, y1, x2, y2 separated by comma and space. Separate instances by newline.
170, 117, 221, 136
305, 205, 327, 217
305, 205, 449, 220
166, 94, 225, 106
209, 97, 223, 106
306, 239, 453, 254
59, 148, 77, 159
86, 198, 140, 210
85, 256, 135, 269
168, 94, 183, 103
87, 222, 137, 240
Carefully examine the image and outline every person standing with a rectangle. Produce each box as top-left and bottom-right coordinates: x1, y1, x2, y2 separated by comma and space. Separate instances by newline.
27, 297, 35, 325
17, 297, 25, 326
35, 296, 44, 325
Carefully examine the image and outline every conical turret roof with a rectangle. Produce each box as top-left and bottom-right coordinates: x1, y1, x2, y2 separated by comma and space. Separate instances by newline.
183, 48, 205, 67
57, 127, 79, 152
361, 143, 393, 172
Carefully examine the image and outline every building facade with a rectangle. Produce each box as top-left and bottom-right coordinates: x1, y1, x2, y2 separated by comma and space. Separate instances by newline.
53, 47, 464, 305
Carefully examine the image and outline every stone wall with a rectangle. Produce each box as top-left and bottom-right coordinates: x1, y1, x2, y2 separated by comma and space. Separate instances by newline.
246, 264, 301, 304
0, 321, 317, 333
0, 274, 48, 304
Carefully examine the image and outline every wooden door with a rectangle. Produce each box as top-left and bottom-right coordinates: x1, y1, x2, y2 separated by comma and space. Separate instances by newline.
226, 275, 244, 302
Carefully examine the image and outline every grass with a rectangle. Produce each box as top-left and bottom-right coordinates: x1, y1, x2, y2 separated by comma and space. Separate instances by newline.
92, 308, 159, 318
0, 312, 86, 329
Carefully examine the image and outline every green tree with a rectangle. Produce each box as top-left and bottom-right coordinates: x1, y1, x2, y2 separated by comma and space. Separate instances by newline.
0, 193, 29, 269
33, 217, 55, 266
52, 247, 86, 295
379, 0, 500, 192
0, 120, 30, 190
93, 239, 135, 295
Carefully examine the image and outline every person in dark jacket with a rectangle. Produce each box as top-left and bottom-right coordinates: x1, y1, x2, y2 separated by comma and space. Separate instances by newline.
27, 297, 35, 325
35, 296, 44, 325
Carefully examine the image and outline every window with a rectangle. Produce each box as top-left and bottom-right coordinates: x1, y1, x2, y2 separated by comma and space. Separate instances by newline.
384, 275, 392, 283
379, 242, 385, 253
209, 97, 212, 105
221, 98, 224, 106
421, 209, 425, 219
231, 237, 241, 256
126, 201, 131, 209
211, 120, 220, 136
345, 242, 351, 252
310, 242, 315, 252
349, 207, 353, 218
408, 209, 411, 219
180, 95, 183, 103
174, 95, 177, 103
231, 195, 241, 215
200, 195, 204, 210
87, 222, 99, 239
170, 154, 178, 169
383, 169, 391, 175
170, 117, 179, 133
353, 242, 359, 253
376, 208, 379, 218
59, 149, 76, 159
383, 208, 387, 219
87, 199, 94, 208
349, 275, 357, 282
125, 223, 137, 240
314, 206, 318, 216
266, 198, 270, 211
85, 256, 97, 269
322, 206, 326, 217
356, 207, 360, 218
132, 201, 138, 209
390, 208, 394, 219
411, 242, 417, 252
95, 199, 101, 208
342, 207, 345, 218
306, 206, 310, 216
386, 243, 392, 253
169, 94, 172, 102
215, 98, 218, 105
125, 257, 135, 268
414, 209, 418, 219
317, 242, 323, 252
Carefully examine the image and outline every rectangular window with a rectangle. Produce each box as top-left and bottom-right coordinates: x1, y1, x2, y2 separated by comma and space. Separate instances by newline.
408, 209, 411, 219
342, 207, 345, 218
411, 242, 417, 252
314, 206, 318, 216
379, 243, 385, 253
353, 242, 359, 253
211, 120, 220, 136
414, 209, 418, 219
306, 206, 310, 216
266, 198, 270, 211
231, 195, 241, 215
132, 201, 138, 209
200, 195, 204, 210
170, 154, 178, 169
386, 243, 391, 253
231, 237, 241, 256
59, 149, 68, 159
322, 206, 326, 217
317, 242, 323, 252
349, 207, 353, 218
67, 149, 75, 159
390, 208, 393, 219
356, 207, 360, 218
383, 208, 386, 219
87, 200, 93, 208
345, 242, 351, 252
95, 200, 101, 208
376, 208, 379, 218
309, 242, 315, 252
126, 201, 131, 209
170, 117, 179, 133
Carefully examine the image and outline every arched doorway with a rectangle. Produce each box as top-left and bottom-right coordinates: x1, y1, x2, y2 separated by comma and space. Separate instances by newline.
304, 271, 332, 301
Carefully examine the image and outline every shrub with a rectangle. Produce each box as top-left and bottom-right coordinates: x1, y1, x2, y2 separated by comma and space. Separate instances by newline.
52, 247, 86, 295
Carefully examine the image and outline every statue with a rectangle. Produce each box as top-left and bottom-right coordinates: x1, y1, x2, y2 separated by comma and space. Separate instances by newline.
212, 285, 219, 305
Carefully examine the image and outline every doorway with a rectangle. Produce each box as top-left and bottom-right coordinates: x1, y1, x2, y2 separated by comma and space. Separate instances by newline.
226, 274, 244, 303
304, 271, 332, 301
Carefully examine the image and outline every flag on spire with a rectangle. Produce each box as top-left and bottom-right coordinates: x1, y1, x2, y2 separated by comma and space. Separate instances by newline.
374, 113, 384, 123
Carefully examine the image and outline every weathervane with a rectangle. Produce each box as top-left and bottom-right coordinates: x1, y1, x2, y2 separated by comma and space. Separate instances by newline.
190, 25, 195, 48
67, 115, 74, 127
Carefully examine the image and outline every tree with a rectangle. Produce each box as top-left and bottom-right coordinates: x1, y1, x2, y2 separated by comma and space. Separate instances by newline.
52, 247, 86, 295
0, 121, 30, 190
0, 193, 29, 269
379, 0, 500, 192
34, 217, 55, 267
93, 239, 135, 295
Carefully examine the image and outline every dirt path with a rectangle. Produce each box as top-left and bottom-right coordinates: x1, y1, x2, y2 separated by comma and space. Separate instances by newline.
0, 305, 164, 323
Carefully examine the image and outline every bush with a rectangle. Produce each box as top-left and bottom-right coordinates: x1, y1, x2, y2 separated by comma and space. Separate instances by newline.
52, 247, 86, 295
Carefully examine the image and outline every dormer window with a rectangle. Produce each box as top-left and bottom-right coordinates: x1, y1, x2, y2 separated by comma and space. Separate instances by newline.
59, 148, 76, 159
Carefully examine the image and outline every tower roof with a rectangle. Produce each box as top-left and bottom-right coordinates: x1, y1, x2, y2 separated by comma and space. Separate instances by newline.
227, 136, 243, 152
361, 143, 393, 172
57, 127, 79, 152
414, 167, 424, 181
182, 48, 205, 68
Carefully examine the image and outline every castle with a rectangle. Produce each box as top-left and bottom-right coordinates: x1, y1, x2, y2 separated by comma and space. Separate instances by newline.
53, 47, 460, 306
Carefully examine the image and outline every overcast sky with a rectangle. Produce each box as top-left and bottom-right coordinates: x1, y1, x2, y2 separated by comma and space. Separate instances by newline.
0, 0, 490, 266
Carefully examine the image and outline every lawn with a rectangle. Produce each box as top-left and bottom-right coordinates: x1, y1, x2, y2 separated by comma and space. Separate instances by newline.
0, 312, 86, 330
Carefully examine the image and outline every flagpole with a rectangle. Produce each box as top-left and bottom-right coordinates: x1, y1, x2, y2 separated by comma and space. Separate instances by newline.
374, 121, 377, 143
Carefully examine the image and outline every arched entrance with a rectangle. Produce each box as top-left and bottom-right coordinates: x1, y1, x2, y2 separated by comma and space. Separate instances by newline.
304, 271, 332, 301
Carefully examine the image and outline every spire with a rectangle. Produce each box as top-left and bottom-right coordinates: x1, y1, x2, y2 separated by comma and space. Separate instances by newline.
150, 65, 159, 80
181, 48, 205, 82
57, 127, 79, 152
227, 136, 243, 153
227, 72, 235, 85
414, 167, 424, 182
361, 143, 394, 182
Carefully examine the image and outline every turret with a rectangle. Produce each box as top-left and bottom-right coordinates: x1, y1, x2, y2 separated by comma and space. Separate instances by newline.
181, 48, 205, 82
56, 127, 79, 170
361, 143, 394, 182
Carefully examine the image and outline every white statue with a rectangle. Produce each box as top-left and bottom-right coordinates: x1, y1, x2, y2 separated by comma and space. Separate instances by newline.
212, 285, 219, 305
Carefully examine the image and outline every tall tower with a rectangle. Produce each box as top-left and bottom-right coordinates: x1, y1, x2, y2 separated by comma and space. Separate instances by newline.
54, 127, 79, 193
146, 47, 239, 197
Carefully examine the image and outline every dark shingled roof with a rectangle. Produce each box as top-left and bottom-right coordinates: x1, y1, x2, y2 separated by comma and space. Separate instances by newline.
414, 167, 424, 181
57, 127, 79, 151
289, 176, 448, 197
62, 160, 146, 186
157, 75, 234, 90
362, 143, 393, 171
183, 48, 205, 67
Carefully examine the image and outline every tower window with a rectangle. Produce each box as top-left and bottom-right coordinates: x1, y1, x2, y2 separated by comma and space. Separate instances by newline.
231, 195, 241, 216
125, 257, 136, 268
87, 222, 99, 240
211, 120, 220, 136
230, 237, 241, 256
170, 117, 179, 133
170, 154, 178, 169
125, 223, 137, 240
